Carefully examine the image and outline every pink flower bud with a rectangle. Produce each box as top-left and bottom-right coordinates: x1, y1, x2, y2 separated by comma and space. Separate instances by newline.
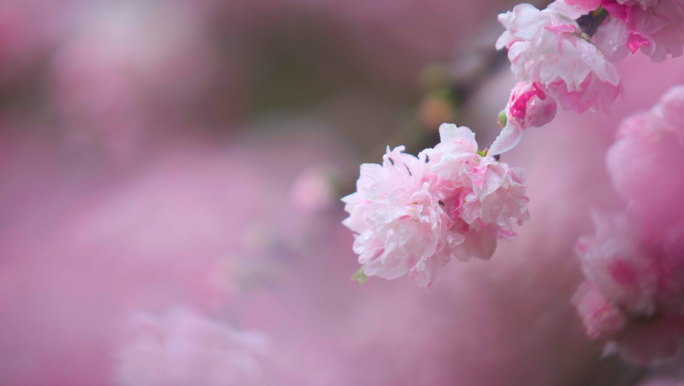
489, 82, 558, 156
507, 81, 557, 130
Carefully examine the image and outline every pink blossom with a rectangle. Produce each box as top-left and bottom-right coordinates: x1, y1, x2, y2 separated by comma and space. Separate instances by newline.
592, 15, 632, 62
593, 0, 684, 63
426, 124, 530, 257
604, 1, 632, 22
115, 307, 268, 386
489, 81, 557, 155
655, 81, 684, 137
343, 124, 530, 288
573, 208, 684, 364
497, 4, 622, 113
575, 211, 659, 314
548, 0, 659, 19
342, 146, 464, 289
575, 86, 684, 365
606, 85, 684, 228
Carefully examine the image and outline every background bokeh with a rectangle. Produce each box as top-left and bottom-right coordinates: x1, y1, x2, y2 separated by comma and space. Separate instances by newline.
1, 0, 684, 385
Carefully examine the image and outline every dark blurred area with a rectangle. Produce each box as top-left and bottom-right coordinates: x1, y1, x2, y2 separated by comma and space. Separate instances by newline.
0, 0, 530, 159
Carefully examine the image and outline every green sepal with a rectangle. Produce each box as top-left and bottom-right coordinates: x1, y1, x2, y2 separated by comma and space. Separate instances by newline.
351, 267, 369, 285
497, 109, 507, 128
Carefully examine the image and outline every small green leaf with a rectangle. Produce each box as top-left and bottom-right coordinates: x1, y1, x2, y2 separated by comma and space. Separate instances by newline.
477, 148, 488, 157
497, 109, 507, 128
351, 267, 369, 285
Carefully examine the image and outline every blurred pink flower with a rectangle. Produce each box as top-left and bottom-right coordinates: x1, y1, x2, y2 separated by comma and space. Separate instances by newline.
289, 166, 339, 213
573, 210, 684, 365
606, 85, 684, 229
573, 90, 684, 366
115, 307, 268, 386
572, 280, 628, 341
0, 124, 354, 385
575, 211, 659, 315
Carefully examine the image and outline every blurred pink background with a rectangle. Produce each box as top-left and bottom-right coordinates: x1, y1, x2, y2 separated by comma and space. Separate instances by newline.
0, 0, 683, 385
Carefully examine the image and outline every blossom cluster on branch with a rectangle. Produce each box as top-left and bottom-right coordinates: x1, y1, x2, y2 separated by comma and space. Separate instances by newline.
342, 124, 529, 289
572, 86, 684, 365
491, 0, 684, 155
343, 0, 684, 366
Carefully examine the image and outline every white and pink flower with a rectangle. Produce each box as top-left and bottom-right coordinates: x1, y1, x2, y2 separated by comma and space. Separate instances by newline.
496, 3, 622, 113
427, 124, 530, 245
343, 124, 530, 289
342, 145, 463, 289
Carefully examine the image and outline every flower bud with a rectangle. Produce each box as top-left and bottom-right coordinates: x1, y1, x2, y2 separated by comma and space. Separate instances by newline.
507, 81, 557, 129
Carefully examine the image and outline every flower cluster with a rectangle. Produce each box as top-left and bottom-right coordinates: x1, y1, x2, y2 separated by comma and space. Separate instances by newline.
494, 0, 684, 155
572, 86, 684, 365
342, 124, 530, 289
496, 3, 622, 115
